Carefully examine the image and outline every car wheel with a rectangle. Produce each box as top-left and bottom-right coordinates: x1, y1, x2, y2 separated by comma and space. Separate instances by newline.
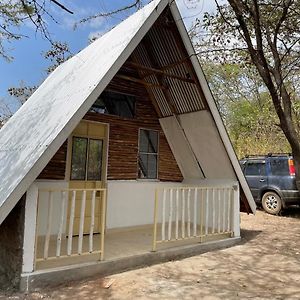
262, 191, 282, 215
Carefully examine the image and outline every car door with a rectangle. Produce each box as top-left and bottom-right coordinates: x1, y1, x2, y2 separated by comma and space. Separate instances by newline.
244, 160, 268, 200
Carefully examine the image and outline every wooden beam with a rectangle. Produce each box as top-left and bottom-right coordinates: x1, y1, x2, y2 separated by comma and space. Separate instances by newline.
129, 54, 164, 118
125, 61, 196, 84
115, 74, 166, 90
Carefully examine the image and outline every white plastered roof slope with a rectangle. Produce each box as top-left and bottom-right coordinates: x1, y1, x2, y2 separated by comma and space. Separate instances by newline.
0, 0, 255, 225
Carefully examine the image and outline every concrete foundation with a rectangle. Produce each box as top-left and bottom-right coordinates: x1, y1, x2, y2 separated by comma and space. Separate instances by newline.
0, 197, 25, 291
20, 236, 240, 292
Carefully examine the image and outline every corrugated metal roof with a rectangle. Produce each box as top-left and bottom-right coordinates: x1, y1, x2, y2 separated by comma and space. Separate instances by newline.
133, 23, 206, 117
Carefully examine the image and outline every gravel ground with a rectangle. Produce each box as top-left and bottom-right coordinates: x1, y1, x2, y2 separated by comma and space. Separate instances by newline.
2, 208, 300, 299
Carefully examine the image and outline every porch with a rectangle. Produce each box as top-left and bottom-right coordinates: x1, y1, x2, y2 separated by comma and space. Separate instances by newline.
22, 181, 240, 276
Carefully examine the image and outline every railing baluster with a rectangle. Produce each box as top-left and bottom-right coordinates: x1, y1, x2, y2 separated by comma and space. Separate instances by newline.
78, 190, 86, 255
187, 189, 191, 237
100, 190, 106, 260
152, 189, 159, 252
168, 189, 173, 240
205, 189, 209, 235
193, 188, 197, 237
218, 188, 221, 233
181, 189, 185, 238
222, 188, 226, 233
162, 189, 166, 241
212, 189, 215, 234
200, 189, 204, 241
175, 189, 179, 240
56, 191, 66, 257
67, 191, 76, 256
227, 189, 232, 232
89, 190, 96, 253
44, 191, 53, 260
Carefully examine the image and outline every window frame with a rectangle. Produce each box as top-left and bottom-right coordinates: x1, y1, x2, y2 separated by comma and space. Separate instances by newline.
137, 128, 159, 180
70, 136, 104, 181
89, 90, 136, 119
244, 160, 266, 177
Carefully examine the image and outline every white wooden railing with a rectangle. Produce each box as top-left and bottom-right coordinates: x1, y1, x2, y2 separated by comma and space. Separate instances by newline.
152, 185, 239, 251
36, 188, 106, 263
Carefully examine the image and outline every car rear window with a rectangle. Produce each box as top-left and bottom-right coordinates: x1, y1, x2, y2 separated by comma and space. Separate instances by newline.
270, 159, 289, 176
245, 161, 266, 176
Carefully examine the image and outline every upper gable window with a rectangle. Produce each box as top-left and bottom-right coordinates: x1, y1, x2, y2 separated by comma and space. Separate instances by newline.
90, 91, 136, 119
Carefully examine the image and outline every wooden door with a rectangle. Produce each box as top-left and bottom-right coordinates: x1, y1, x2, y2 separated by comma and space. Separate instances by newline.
69, 121, 107, 235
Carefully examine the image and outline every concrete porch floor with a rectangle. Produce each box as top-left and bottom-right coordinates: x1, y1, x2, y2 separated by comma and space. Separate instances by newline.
36, 225, 231, 270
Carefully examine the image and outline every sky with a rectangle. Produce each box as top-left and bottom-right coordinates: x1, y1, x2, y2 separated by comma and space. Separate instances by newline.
0, 0, 218, 111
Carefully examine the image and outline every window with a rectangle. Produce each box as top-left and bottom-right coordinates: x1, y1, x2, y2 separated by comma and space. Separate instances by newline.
270, 159, 289, 176
71, 137, 103, 180
138, 129, 159, 179
90, 91, 136, 118
245, 161, 266, 176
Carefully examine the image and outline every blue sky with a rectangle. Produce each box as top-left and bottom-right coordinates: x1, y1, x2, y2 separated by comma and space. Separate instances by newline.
0, 0, 217, 111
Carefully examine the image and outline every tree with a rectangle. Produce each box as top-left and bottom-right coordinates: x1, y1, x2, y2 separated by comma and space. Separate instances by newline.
0, 40, 71, 124
0, 0, 146, 60
198, 0, 300, 189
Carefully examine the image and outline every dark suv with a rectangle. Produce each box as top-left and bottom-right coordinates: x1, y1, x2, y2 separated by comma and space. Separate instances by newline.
240, 154, 300, 215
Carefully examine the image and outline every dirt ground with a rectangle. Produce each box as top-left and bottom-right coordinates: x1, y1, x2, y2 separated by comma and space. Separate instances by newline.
2, 208, 300, 300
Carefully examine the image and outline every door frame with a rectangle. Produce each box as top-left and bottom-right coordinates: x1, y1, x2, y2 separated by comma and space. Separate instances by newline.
65, 120, 110, 234
65, 120, 109, 184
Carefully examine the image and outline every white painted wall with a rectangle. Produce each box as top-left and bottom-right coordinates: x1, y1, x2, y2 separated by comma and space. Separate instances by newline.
106, 180, 183, 229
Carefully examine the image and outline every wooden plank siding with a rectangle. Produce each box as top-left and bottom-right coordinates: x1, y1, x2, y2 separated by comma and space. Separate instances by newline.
37, 63, 183, 182
38, 141, 68, 180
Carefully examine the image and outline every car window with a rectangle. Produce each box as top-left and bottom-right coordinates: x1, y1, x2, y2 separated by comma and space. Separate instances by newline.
245, 161, 266, 176
270, 159, 289, 176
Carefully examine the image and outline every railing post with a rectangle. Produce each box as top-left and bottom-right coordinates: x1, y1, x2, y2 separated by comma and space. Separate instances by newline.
152, 189, 158, 252
231, 184, 240, 237
23, 183, 39, 274
100, 189, 107, 260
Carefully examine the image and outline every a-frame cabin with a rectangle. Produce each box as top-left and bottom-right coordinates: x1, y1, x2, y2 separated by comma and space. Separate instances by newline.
0, 0, 255, 291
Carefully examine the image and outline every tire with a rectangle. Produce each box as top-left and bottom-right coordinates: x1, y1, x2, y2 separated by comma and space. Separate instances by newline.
262, 191, 282, 215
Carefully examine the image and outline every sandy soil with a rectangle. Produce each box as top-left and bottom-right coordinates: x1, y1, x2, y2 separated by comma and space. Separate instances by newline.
2, 208, 300, 300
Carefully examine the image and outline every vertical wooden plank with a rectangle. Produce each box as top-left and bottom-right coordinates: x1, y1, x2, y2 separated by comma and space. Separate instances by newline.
100, 189, 107, 260
200, 189, 204, 242
187, 188, 191, 237
193, 188, 197, 237
218, 188, 221, 233
175, 188, 179, 240
44, 191, 53, 260
89, 190, 96, 253
23, 183, 38, 273
78, 190, 86, 255
56, 191, 66, 257
205, 189, 209, 235
168, 189, 173, 241
152, 189, 159, 252
227, 188, 231, 232
67, 191, 76, 256
181, 189, 185, 238
232, 185, 240, 237
162, 189, 166, 241
222, 188, 226, 233
212, 189, 215, 234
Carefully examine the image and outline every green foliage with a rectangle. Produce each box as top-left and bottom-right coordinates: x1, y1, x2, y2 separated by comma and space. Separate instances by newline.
191, 0, 300, 159
43, 41, 72, 74
0, 2, 27, 60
